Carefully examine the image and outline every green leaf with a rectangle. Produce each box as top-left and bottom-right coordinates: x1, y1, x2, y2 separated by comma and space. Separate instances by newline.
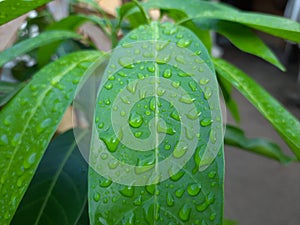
0, 81, 26, 107
145, 0, 300, 43
225, 125, 293, 164
89, 22, 224, 224
217, 74, 240, 123
0, 0, 52, 25
37, 14, 106, 66
10, 129, 89, 225
223, 219, 238, 225
0, 30, 81, 67
195, 20, 285, 71
0, 50, 102, 225
213, 58, 300, 159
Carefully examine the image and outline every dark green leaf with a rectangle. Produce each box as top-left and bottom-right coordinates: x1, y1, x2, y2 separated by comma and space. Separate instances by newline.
10, 129, 89, 225
214, 58, 300, 159
144, 0, 300, 43
225, 125, 293, 164
0, 30, 81, 67
0, 0, 52, 25
0, 81, 26, 107
89, 22, 224, 224
195, 20, 285, 71
0, 50, 102, 225
217, 74, 240, 123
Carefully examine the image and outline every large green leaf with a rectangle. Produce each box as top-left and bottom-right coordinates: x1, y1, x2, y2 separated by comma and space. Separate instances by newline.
225, 125, 293, 164
0, 81, 26, 107
214, 58, 300, 159
194, 20, 284, 71
144, 0, 300, 43
0, 30, 81, 67
89, 22, 224, 224
10, 129, 88, 225
0, 0, 52, 25
0, 50, 102, 225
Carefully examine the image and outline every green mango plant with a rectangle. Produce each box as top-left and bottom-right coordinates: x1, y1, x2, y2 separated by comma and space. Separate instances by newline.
0, 0, 299, 225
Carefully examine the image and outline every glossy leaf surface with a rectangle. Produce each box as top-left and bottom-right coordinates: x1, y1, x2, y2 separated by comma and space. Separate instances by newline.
0, 50, 101, 225
89, 22, 224, 225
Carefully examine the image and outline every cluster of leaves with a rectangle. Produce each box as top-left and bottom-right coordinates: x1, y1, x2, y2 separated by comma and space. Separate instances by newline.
0, 0, 299, 224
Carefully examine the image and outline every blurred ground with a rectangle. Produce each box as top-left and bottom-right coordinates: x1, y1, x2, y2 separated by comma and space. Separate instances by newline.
222, 41, 300, 225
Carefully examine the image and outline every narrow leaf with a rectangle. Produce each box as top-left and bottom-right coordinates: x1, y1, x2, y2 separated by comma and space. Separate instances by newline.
10, 130, 88, 225
0, 0, 52, 25
0, 30, 81, 67
0, 81, 26, 107
145, 0, 300, 43
0, 50, 102, 225
89, 22, 224, 224
195, 20, 285, 71
225, 125, 293, 163
214, 58, 300, 159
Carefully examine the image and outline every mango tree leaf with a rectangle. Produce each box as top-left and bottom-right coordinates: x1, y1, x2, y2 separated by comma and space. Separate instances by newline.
0, 0, 52, 25
0, 30, 81, 67
217, 74, 240, 123
10, 129, 89, 225
0, 81, 26, 107
144, 0, 300, 43
213, 58, 300, 159
89, 22, 224, 224
0, 50, 102, 225
194, 20, 285, 71
225, 125, 294, 164
37, 14, 108, 66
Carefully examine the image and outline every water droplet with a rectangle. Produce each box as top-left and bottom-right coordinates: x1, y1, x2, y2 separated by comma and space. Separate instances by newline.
204, 87, 212, 99
100, 179, 112, 187
210, 130, 216, 144
195, 50, 201, 55
149, 98, 156, 111
175, 188, 185, 198
119, 57, 135, 68
157, 122, 176, 135
147, 66, 155, 72
134, 131, 142, 138
210, 213, 217, 221
146, 185, 155, 195
164, 144, 171, 150
137, 73, 145, 80
11, 133, 21, 147
188, 81, 197, 91
177, 39, 192, 48
187, 183, 201, 196
133, 195, 142, 206
208, 171, 217, 178
200, 118, 212, 127
175, 55, 186, 64
102, 135, 119, 152
16, 177, 23, 187
170, 110, 180, 121
0, 134, 8, 146
173, 145, 188, 158
200, 78, 210, 85
157, 87, 166, 96
93, 192, 100, 202
23, 153, 37, 169
172, 81, 181, 88
104, 82, 113, 90
4, 116, 11, 126
127, 80, 137, 94
129, 112, 143, 128
120, 186, 135, 197
180, 95, 195, 104
169, 169, 185, 181
98, 122, 104, 129
179, 204, 191, 221
163, 69, 172, 78
166, 192, 174, 206
121, 96, 131, 104
36, 118, 52, 133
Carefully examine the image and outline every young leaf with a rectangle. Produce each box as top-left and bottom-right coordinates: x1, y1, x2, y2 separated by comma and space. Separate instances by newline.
0, 30, 81, 67
10, 129, 88, 225
0, 0, 52, 25
225, 125, 293, 164
213, 58, 300, 159
0, 81, 26, 107
144, 0, 300, 43
89, 22, 224, 224
194, 19, 285, 71
0, 50, 102, 225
